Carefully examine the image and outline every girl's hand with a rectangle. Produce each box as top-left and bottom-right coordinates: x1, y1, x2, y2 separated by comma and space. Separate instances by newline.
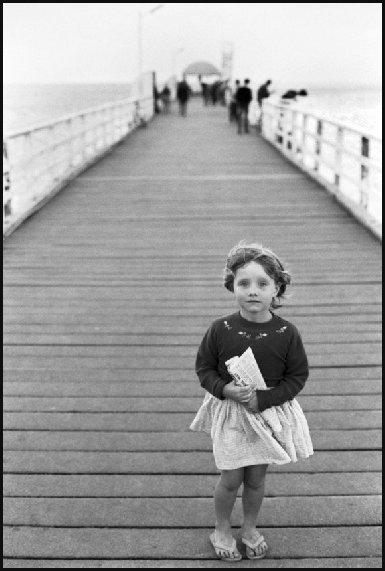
246, 393, 259, 413
222, 381, 253, 404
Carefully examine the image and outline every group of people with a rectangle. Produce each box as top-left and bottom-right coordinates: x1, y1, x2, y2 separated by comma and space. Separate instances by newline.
200, 77, 230, 107
153, 77, 193, 117
156, 76, 308, 126
229, 78, 308, 134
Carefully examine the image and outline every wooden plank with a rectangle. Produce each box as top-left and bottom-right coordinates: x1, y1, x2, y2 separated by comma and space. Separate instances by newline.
3, 305, 382, 317
3, 429, 381, 451
3, 344, 381, 357
3, 322, 383, 334
3, 527, 382, 558
4, 473, 382, 497
3, 366, 381, 382
3, 283, 382, 301
3, 379, 382, 396
4, 331, 382, 344
4, 496, 382, 527
3, 395, 382, 413
3, 558, 383, 568
3, 273, 383, 284
3, 354, 382, 368
3, 451, 381, 474
3, 411, 382, 431
3, 307, 382, 321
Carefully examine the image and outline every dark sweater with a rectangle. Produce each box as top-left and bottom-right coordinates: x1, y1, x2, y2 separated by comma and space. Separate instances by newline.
195, 311, 309, 412
236, 86, 252, 106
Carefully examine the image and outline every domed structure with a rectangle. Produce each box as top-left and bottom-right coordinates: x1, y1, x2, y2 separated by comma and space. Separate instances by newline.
182, 61, 221, 77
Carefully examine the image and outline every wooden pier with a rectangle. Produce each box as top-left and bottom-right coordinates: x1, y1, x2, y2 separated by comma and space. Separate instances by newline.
3, 99, 382, 567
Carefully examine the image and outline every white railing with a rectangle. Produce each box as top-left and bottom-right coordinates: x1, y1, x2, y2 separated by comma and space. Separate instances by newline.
3, 92, 154, 236
262, 101, 382, 239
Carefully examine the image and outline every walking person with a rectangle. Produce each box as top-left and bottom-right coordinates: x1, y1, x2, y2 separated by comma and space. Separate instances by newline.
235, 79, 252, 134
228, 79, 240, 123
160, 85, 171, 113
256, 79, 273, 132
176, 76, 191, 117
190, 241, 313, 562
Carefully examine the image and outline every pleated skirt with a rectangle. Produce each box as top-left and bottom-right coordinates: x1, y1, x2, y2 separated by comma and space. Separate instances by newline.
189, 393, 314, 470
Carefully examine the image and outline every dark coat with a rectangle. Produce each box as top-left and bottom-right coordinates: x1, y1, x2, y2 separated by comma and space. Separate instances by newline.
236, 86, 252, 107
176, 81, 190, 103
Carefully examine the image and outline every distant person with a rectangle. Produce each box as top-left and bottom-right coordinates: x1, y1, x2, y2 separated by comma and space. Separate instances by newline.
210, 81, 221, 105
281, 89, 308, 102
199, 75, 210, 106
228, 79, 240, 123
257, 80, 273, 109
160, 85, 171, 113
218, 81, 229, 106
176, 77, 191, 117
235, 78, 253, 134
201, 82, 210, 106
153, 84, 161, 114
223, 80, 232, 108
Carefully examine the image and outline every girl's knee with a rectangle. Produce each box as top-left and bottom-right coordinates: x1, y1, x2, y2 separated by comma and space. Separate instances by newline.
220, 468, 244, 491
243, 464, 268, 489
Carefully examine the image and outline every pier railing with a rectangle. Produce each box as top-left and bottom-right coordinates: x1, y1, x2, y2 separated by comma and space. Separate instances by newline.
3, 93, 154, 236
262, 101, 382, 239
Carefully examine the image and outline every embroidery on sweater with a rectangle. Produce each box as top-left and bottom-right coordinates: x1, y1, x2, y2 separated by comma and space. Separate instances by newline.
255, 333, 268, 340
276, 326, 288, 334
238, 331, 251, 339
223, 320, 232, 330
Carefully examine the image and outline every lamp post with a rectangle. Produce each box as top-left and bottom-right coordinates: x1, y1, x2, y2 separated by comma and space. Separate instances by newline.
138, 3, 164, 95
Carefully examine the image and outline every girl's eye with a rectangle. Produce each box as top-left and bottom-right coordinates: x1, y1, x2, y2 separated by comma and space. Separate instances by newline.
238, 281, 249, 287
259, 281, 268, 287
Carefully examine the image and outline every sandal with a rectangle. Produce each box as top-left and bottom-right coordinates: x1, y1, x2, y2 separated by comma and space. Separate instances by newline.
209, 532, 242, 562
242, 531, 268, 560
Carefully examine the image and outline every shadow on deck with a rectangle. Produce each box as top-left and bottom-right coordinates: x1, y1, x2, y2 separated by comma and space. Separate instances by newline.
3, 98, 382, 567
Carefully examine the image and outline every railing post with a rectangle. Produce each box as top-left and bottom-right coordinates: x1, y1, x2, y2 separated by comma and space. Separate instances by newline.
3, 141, 12, 221
300, 114, 307, 165
360, 136, 370, 209
334, 126, 343, 189
314, 119, 323, 171
276, 108, 284, 146
285, 109, 293, 151
292, 110, 298, 155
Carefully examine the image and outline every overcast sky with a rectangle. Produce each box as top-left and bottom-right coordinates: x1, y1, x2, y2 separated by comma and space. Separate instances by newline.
3, 2, 382, 87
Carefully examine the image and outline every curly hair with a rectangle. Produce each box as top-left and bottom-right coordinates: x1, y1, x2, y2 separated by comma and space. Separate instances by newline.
223, 241, 292, 309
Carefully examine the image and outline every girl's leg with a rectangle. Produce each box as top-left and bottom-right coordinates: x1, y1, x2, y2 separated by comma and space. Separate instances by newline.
241, 464, 268, 554
214, 467, 244, 546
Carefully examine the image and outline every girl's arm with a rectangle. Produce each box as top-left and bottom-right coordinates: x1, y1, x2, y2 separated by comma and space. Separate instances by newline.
195, 324, 227, 399
195, 324, 252, 403
255, 326, 309, 412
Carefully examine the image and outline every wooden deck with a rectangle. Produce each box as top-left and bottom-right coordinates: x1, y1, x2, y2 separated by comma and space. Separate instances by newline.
3, 99, 382, 568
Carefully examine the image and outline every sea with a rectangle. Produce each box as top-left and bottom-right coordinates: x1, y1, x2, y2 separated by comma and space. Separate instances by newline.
3, 82, 382, 138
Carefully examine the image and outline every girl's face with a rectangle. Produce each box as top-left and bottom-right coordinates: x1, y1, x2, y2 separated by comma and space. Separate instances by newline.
233, 261, 278, 322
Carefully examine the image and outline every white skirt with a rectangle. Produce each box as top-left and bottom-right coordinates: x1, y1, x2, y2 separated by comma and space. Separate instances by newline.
189, 393, 314, 470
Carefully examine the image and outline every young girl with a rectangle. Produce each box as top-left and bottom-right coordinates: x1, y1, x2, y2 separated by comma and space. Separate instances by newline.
190, 241, 313, 562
